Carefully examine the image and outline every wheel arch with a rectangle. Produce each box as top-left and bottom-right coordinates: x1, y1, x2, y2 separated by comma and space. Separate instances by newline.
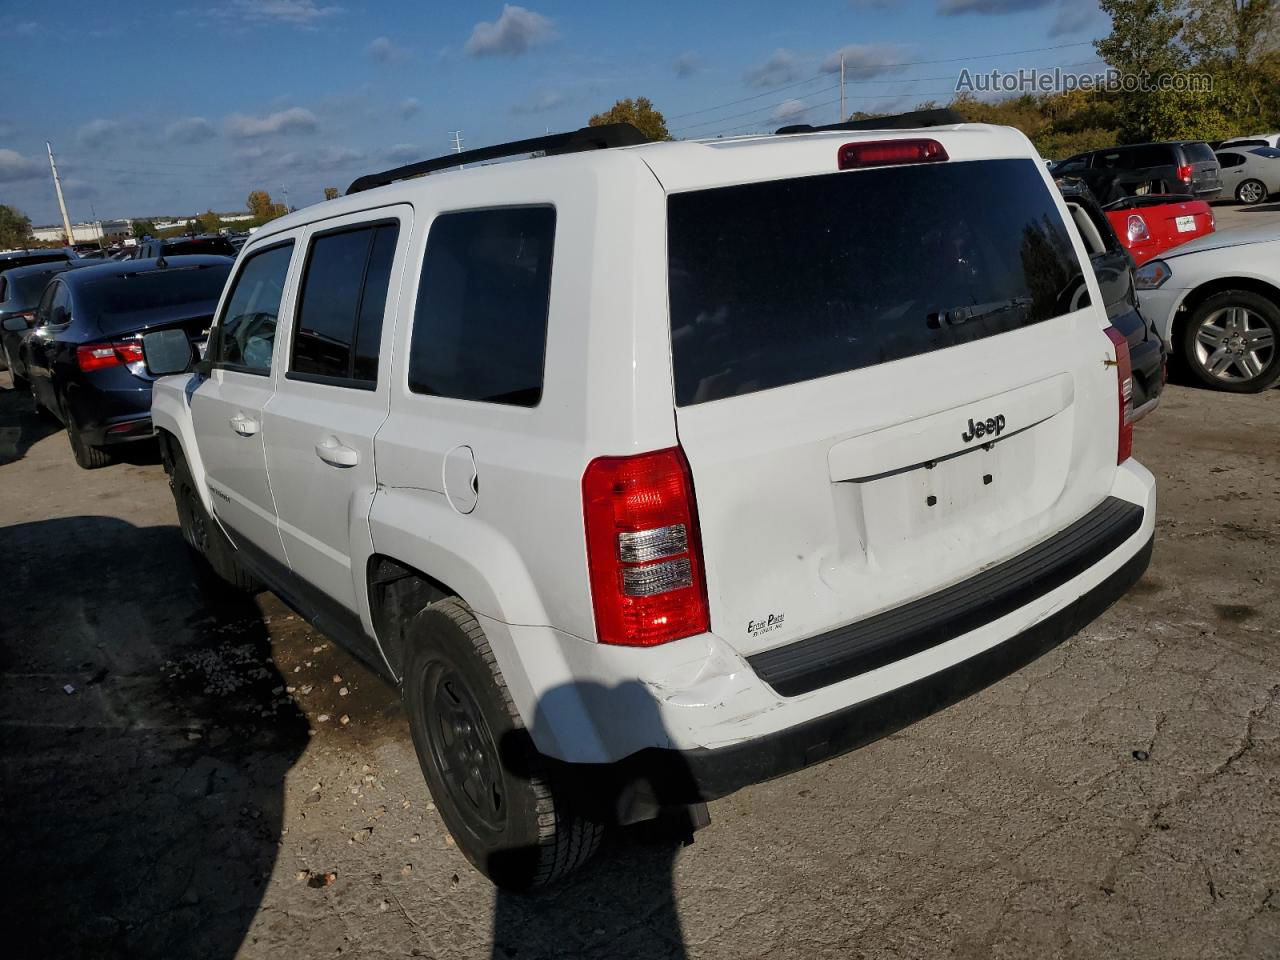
1169, 275, 1280, 356
366, 554, 461, 680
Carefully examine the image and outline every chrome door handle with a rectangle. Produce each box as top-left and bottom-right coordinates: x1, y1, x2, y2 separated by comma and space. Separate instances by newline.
229, 415, 259, 436
314, 437, 359, 467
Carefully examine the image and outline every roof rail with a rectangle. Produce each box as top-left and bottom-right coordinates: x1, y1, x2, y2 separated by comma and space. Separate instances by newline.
346, 123, 650, 195
775, 108, 965, 136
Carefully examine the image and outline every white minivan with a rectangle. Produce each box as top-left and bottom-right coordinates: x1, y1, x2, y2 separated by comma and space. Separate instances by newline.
150, 116, 1156, 889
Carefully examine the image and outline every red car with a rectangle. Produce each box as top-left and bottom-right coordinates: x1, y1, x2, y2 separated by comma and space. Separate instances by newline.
1103, 194, 1215, 266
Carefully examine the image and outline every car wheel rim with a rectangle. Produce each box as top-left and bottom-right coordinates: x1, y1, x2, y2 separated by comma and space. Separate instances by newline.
1240, 182, 1263, 203
424, 665, 507, 835
1194, 306, 1276, 382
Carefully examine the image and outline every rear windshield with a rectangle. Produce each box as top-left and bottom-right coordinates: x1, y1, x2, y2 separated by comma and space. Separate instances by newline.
1, 253, 69, 271
9, 267, 71, 305
164, 237, 237, 257
78, 264, 232, 324
1182, 142, 1216, 163
1251, 147, 1280, 159
668, 158, 1086, 405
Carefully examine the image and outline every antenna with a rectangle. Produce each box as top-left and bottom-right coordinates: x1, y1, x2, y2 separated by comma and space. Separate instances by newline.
450, 130, 464, 169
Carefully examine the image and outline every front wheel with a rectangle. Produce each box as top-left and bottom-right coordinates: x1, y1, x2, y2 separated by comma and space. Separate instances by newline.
1180, 290, 1280, 393
1236, 179, 1268, 205
403, 598, 603, 889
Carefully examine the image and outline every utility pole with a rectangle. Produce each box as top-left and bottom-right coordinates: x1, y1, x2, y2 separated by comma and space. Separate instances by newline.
281, 185, 289, 213
839, 52, 846, 123
90, 201, 105, 251
450, 130, 464, 169
46, 141, 75, 247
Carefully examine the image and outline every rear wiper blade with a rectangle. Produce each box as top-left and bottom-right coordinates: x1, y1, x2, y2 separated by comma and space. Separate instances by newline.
928, 297, 1033, 329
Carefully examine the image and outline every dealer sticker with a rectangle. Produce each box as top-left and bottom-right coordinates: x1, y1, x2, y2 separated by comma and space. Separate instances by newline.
1175, 215, 1196, 233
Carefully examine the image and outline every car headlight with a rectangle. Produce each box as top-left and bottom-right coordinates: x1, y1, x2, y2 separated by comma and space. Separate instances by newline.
1135, 259, 1172, 290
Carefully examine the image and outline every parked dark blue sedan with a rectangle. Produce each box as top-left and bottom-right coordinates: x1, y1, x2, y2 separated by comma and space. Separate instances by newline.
22, 255, 232, 468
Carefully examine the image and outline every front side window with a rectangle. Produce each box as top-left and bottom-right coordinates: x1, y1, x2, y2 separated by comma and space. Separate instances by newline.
668, 158, 1086, 406
408, 207, 555, 407
216, 242, 294, 374
290, 222, 399, 385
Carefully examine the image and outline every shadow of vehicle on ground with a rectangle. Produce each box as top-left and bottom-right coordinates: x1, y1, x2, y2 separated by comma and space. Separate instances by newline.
0, 376, 59, 466
0, 516, 309, 959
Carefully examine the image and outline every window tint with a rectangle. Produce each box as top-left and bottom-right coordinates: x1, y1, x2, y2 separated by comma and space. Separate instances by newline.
1183, 142, 1216, 163
668, 158, 1086, 406
1129, 145, 1174, 168
217, 242, 293, 374
409, 207, 554, 406
1250, 147, 1280, 159
291, 222, 399, 384
1094, 150, 1130, 170
163, 237, 237, 257
1056, 155, 1088, 173
1217, 152, 1245, 168
48, 283, 71, 326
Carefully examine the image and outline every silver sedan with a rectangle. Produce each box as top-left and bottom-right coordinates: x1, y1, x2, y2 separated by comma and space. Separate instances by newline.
1214, 147, 1280, 204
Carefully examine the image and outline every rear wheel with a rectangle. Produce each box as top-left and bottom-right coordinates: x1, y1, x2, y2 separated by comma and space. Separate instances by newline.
1236, 179, 1268, 205
403, 598, 603, 889
67, 422, 112, 470
165, 439, 260, 592
1180, 290, 1280, 393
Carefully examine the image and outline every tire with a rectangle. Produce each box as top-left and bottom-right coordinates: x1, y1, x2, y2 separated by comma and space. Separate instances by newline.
403, 598, 603, 889
1236, 179, 1268, 205
1180, 290, 1280, 393
165, 439, 260, 592
67, 422, 113, 469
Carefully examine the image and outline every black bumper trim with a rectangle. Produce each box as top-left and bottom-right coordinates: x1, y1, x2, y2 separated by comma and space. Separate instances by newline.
557, 532, 1152, 816
748, 497, 1144, 697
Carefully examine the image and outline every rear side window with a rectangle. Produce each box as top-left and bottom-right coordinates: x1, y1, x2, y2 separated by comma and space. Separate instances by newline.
408, 207, 555, 407
1217, 152, 1245, 168
668, 158, 1086, 406
1129, 145, 1175, 168
291, 222, 399, 385
217, 242, 293, 374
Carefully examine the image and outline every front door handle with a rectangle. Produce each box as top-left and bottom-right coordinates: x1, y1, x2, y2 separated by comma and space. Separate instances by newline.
315, 436, 359, 468
229, 415, 259, 437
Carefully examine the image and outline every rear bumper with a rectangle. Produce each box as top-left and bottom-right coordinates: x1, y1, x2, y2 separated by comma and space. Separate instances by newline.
562, 532, 1152, 815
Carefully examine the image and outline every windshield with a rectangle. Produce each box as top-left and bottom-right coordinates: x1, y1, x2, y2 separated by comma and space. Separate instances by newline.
667, 158, 1087, 406
78, 264, 232, 325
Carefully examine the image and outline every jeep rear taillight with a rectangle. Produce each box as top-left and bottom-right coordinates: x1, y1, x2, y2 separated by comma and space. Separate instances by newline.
1176, 164, 1194, 183
838, 139, 948, 170
582, 447, 709, 647
1104, 327, 1134, 463
76, 341, 144, 373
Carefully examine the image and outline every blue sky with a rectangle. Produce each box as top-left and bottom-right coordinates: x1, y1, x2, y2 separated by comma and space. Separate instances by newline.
0, 0, 1109, 226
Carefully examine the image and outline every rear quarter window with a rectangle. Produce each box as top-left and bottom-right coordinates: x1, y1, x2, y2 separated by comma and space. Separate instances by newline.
668, 158, 1087, 406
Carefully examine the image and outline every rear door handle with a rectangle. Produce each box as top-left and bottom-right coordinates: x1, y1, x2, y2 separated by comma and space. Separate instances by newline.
230, 415, 259, 437
314, 436, 359, 468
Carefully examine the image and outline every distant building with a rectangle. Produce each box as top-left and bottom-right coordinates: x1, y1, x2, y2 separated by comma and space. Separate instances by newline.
31, 219, 130, 244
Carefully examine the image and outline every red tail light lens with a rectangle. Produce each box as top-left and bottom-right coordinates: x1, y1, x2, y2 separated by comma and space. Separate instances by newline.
838, 138, 948, 170
1126, 214, 1150, 244
1176, 164, 1193, 183
1104, 327, 1134, 463
76, 341, 145, 373
582, 447, 709, 647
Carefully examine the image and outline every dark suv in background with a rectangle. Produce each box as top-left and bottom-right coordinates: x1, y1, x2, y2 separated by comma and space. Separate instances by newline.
1052, 142, 1222, 203
132, 235, 238, 259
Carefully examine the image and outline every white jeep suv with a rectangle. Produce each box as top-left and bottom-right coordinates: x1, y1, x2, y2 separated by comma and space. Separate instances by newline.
150, 117, 1156, 889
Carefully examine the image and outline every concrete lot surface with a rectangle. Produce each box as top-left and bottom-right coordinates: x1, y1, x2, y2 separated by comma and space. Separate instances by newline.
0, 372, 1277, 959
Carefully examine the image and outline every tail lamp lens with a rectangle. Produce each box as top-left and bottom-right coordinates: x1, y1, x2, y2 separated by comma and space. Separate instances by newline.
838, 138, 948, 170
1176, 164, 1193, 183
1104, 326, 1134, 463
582, 447, 710, 647
76, 341, 144, 373
1126, 214, 1150, 244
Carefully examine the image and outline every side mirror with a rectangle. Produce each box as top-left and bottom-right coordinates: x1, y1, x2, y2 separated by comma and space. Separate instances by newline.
141, 329, 195, 376
1, 315, 29, 333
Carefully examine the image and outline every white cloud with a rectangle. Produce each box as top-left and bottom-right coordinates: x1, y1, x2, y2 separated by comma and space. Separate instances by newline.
819, 44, 909, 80
674, 51, 703, 79
0, 149, 43, 183
15, 20, 37, 35
938, 0, 1051, 13
367, 36, 408, 63
272, 146, 366, 174
220, 0, 343, 25
1049, 0, 1101, 37
465, 5, 554, 57
771, 99, 809, 124
511, 90, 567, 114
744, 49, 799, 88
225, 107, 318, 139
398, 97, 421, 120
77, 118, 121, 148
383, 144, 422, 164
166, 116, 216, 144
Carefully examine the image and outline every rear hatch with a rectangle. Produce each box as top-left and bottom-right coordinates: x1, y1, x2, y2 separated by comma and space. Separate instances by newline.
1182, 142, 1222, 196
656, 138, 1123, 659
